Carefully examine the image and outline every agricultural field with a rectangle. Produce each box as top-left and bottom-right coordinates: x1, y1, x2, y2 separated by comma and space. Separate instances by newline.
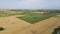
0, 11, 23, 17
17, 12, 58, 24
0, 10, 60, 34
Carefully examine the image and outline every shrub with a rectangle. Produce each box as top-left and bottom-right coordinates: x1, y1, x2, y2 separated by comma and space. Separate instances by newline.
52, 26, 60, 34
0, 27, 5, 31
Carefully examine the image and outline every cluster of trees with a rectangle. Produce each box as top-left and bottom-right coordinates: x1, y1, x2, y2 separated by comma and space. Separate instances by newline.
10, 9, 60, 14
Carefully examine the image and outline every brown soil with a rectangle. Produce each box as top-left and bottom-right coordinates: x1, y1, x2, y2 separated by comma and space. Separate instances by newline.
0, 15, 32, 34
0, 15, 60, 34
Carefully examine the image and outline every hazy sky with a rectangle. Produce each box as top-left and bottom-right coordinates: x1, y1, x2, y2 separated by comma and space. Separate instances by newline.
0, 0, 60, 9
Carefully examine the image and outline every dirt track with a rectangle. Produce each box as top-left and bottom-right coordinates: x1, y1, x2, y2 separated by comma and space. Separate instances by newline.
13, 15, 60, 34
0, 15, 32, 34
0, 15, 60, 34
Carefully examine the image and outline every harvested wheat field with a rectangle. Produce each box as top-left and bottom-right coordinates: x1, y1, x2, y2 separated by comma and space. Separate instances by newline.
0, 15, 32, 34
0, 15, 60, 34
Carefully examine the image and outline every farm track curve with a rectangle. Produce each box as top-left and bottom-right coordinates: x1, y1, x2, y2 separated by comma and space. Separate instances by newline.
0, 15, 60, 34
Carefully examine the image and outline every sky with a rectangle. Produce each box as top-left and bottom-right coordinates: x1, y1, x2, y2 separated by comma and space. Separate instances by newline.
0, 0, 60, 9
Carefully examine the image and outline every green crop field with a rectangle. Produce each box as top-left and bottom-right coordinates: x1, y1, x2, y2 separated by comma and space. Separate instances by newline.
17, 12, 57, 24
0, 11, 23, 17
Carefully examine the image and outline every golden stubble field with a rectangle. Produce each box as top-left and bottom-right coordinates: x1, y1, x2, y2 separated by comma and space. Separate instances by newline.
0, 15, 60, 34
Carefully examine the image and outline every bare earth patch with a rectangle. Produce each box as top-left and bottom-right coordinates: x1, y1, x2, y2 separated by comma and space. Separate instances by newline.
0, 15, 32, 34
0, 15, 60, 34
13, 15, 60, 34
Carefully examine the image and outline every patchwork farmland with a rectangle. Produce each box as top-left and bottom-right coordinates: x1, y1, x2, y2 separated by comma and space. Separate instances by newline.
0, 10, 60, 34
